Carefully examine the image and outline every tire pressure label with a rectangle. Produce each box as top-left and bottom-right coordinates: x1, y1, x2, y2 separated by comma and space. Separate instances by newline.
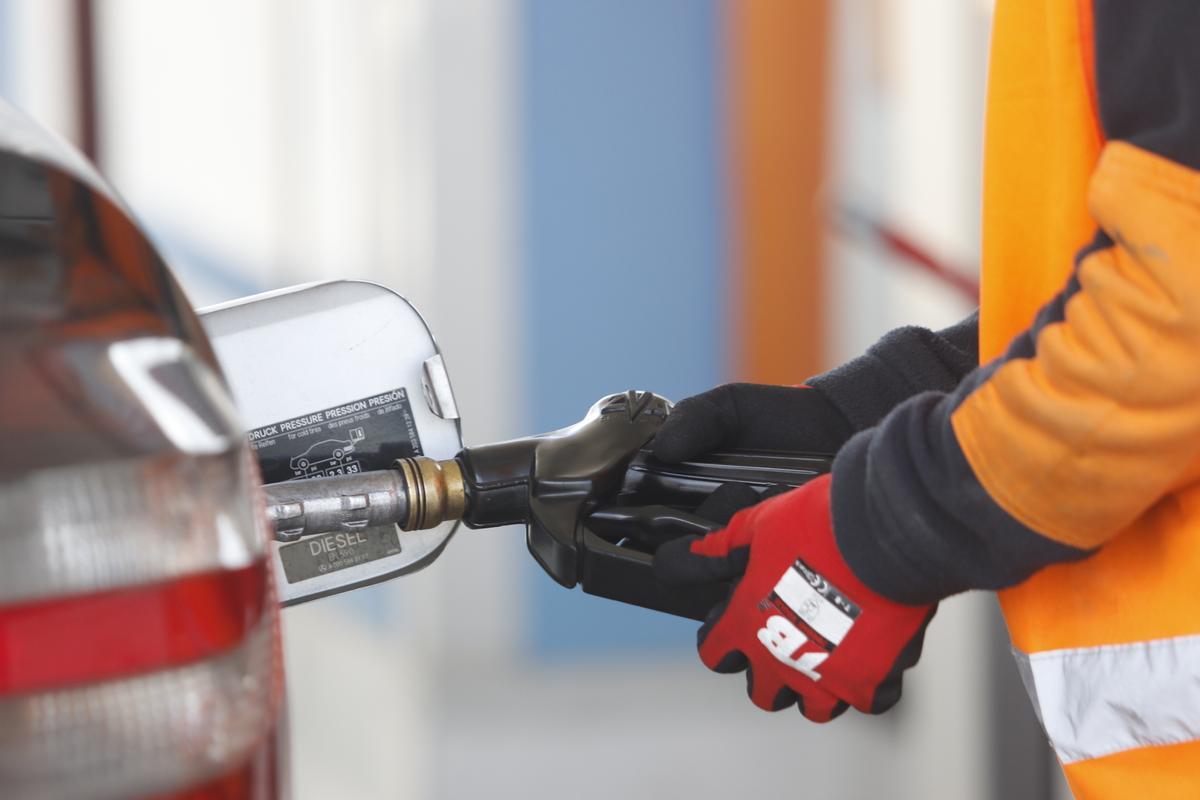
249, 387, 423, 585
278, 527, 403, 584
248, 387, 424, 484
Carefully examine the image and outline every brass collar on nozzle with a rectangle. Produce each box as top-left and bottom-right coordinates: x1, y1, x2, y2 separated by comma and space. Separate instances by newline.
395, 456, 466, 530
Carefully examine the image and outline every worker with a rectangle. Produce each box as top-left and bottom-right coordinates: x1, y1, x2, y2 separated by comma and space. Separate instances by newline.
651, 3, 1200, 797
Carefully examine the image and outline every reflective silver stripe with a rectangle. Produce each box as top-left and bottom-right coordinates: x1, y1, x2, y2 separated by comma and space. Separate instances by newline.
1013, 633, 1200, 764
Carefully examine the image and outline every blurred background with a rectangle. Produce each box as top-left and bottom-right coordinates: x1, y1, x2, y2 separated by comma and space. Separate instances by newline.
0, 1, 1069, 797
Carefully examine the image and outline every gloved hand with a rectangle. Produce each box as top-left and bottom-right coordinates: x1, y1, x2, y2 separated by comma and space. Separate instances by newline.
651, 383, 854, 464
654, 474, 936, 721
652, 312, 980, 465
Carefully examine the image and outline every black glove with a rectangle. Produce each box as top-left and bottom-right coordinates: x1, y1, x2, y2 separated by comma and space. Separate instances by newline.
653, 313, 980, 464
652, 384, 853, 464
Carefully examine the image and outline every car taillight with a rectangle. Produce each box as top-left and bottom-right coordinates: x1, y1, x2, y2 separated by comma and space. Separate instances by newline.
0, 106, 287, 799
0, 437, 283, 800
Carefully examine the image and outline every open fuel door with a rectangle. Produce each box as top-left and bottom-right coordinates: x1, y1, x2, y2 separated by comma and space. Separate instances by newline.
200, 281, 463, 605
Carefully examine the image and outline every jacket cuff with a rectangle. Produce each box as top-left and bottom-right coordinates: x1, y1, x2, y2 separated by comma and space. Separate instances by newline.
807, 313, 978, 431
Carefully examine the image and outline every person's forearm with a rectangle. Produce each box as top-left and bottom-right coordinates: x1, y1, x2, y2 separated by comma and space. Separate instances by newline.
831, 0, 1200, 603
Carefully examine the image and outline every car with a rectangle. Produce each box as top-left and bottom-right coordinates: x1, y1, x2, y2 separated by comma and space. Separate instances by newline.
290, 437, 357, 475
0, 100, 286, 799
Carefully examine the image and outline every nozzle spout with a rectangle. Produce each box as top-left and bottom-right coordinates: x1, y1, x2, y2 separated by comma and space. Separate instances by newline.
262, 456, 466, 542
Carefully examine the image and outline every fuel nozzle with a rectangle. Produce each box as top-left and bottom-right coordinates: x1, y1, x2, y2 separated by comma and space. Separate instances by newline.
262, 456, 467, 542
261, 391, 832, 620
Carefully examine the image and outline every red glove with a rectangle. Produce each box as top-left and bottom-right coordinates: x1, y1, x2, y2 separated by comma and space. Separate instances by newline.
654, 474, 935, 720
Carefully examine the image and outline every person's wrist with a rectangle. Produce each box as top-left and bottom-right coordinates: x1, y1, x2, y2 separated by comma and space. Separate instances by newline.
828, 431, 948, 606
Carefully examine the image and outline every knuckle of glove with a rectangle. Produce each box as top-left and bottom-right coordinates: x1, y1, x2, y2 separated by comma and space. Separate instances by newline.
743, 664, 793, 712
653, 386, 740, 462
651, 536, 689, 574
652, 535, 709, 585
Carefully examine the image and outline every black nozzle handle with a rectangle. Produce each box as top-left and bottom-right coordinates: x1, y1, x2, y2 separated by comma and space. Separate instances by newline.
620, 447, 833, 507
579, 505, 722, 620
575, 448, 834, 621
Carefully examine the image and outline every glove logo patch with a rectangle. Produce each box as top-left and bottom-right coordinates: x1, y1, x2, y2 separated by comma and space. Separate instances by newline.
770, 559, 860, 647
757, 615, 828, 680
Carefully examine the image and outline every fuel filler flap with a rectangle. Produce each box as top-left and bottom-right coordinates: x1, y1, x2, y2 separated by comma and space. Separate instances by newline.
199, 281, 463, 605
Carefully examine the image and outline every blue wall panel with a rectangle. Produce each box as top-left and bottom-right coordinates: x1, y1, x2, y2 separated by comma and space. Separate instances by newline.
523, 0, 726, 656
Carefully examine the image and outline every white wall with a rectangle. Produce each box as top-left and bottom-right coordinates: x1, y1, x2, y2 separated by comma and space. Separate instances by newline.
826, 0, 998, 797
93, 2, 523, 797
1, 0, 80, 146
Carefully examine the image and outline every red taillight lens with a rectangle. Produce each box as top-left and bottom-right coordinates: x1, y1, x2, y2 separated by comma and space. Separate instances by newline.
0, 562, 267, 696
0, 340, 284, 800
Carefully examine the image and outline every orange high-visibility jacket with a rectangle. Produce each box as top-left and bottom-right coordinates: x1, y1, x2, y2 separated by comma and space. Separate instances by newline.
820, 3, 1200, 796
983, 3, 1200, 793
